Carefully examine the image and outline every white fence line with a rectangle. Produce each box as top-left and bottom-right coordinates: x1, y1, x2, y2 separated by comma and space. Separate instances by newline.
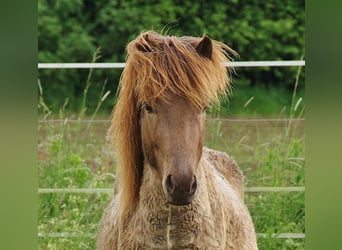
38, 60, 305, 69
37, 187, 305, 194
257, 233, 305, 239
245, 186, 305, 192
38, 118, 305, 124
38, 188, 113, 194
37, 232, 305, 239
38, 232, 97, 238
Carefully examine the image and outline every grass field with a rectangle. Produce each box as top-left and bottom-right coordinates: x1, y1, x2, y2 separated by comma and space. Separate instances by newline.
38, 113, 304, 249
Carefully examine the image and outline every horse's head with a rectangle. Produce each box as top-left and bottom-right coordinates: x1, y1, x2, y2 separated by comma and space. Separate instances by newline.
111, 31, 235, 213
140, 93, 206, 205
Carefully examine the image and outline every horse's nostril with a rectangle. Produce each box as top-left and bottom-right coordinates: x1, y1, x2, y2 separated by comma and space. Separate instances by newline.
166, 175, 175, 194
190, 176, 197, 195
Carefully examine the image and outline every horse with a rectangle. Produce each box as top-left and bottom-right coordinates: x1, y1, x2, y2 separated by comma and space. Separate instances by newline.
97, 31, 258, 249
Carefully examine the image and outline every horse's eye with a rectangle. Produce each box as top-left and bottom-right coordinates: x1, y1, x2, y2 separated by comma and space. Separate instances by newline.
144, 104, 154, 113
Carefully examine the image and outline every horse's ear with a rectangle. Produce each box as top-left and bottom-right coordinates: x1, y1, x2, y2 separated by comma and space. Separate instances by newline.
195, 36, 212, 59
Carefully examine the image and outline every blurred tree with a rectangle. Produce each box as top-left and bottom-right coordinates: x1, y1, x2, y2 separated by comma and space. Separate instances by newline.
38, 0, 304, 114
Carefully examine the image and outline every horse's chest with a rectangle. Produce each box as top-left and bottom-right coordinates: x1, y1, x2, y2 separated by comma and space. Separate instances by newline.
167, 206, 200, 246
130, 205, 221, 249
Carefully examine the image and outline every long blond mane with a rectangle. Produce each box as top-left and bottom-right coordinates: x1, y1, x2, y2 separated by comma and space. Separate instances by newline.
109, 31, 235, 221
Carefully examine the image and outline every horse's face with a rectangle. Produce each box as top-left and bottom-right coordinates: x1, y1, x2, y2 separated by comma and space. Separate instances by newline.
140, 93, 206, 205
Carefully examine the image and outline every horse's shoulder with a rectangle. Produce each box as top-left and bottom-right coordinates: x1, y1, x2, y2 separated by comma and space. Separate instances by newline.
203, 147, 244, 199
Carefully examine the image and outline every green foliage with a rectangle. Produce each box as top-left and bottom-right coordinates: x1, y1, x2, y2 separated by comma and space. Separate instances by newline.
38, 0, 305, 114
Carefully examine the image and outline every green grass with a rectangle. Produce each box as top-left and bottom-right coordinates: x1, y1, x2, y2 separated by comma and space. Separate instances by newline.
38, 121, 114, 250
38, 115, 304, 249
222, 85, 304, 117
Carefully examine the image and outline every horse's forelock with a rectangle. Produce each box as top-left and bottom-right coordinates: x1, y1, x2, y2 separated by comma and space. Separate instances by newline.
126, 31, 234, 109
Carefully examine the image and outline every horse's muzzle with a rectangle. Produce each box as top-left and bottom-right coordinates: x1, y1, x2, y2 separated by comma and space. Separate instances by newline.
165, 174, 197, 205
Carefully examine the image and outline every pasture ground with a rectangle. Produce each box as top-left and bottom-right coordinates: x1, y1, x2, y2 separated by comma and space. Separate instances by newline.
38, 115, 304, 249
